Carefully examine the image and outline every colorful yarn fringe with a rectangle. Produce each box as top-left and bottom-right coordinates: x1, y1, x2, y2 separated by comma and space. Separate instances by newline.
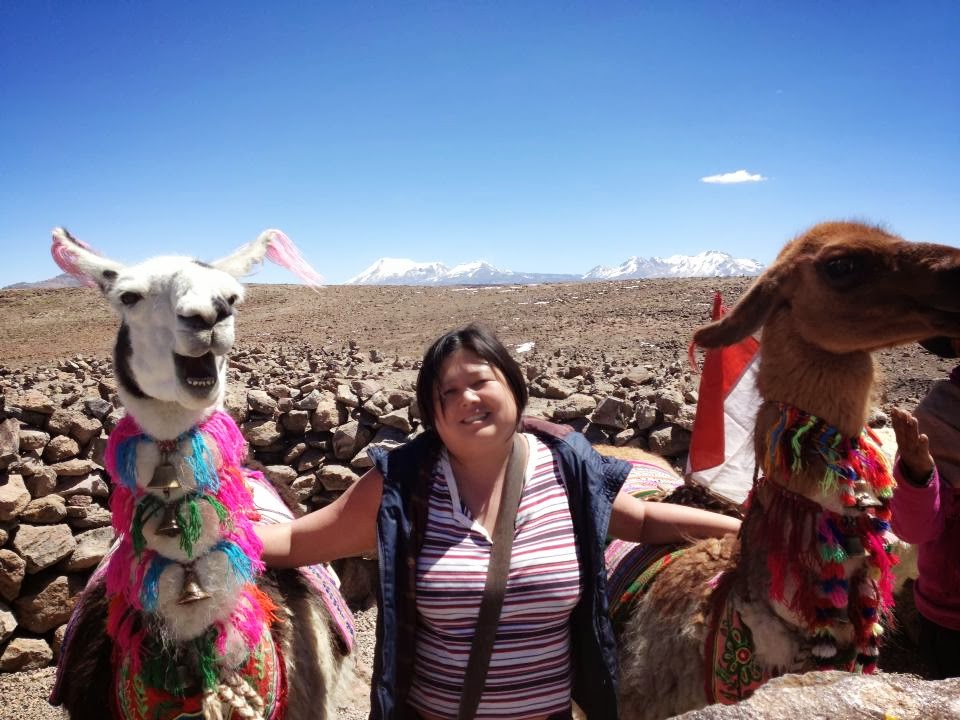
102, 411, 274, 696
754, 403, 897, 673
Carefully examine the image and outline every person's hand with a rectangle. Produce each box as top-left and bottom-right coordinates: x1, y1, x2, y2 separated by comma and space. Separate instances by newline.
890, 407, 935, 486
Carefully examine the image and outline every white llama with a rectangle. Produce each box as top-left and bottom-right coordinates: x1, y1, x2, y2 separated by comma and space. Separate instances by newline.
612, 222, 960, 720
48, 229, 355, 720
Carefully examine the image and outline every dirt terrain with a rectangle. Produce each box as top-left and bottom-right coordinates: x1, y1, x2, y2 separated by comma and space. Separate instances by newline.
0, 277, 951, 720
0, 277, 951, 410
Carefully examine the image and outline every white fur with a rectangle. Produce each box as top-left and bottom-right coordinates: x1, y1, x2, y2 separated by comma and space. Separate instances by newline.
156, 550, 243, 641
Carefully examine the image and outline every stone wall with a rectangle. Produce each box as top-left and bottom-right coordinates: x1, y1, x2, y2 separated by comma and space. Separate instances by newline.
0, 339, 716, 673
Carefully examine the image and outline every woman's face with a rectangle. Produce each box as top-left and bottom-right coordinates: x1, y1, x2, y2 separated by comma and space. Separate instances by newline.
432, 348, 519, 454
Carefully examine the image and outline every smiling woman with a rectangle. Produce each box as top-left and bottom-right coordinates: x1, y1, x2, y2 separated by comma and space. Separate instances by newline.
257, 323, 741, 720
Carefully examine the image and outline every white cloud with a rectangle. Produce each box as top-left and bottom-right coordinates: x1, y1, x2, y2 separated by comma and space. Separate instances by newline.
700, 169, 767, 184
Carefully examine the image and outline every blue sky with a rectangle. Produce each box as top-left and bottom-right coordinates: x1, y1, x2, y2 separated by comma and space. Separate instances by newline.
1, 1, 957, 286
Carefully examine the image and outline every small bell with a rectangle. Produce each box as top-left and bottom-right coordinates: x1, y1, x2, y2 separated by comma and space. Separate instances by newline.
148, 456, 183, 492
853, 480, 882, 510
155, 503, 182, 537
177, 565, 212, 605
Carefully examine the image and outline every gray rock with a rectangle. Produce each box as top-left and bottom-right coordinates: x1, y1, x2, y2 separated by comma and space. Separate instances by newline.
620, 368, 654, 387
335, 384, 359, 409
0, 550, 26, 602
64, 526, 115, 571
655, 386, 685, 420
13, 574, 79, 633
10, 523, 76, 573
379, 408, 413, 434
281, 409, 311, 434
42, 435, 80, 463
24, 466, 58, 499
648, 423, 692, 457
310, 397, 342, 432
539, 375, 577, 400
317, 464, 360, 492
242, 418, 284, 447
552, 393, 597, 421
295, 389, 323, 411
223, 384, 249, 425
590, 396, 634, 430
296, 448, 325, 473
49, 458, 99, 477
69, 412, 102, 445
20, 495, 67, 524
634, 402, 660, 430
333, 421, 373, 461
83, 397, 114, 420
674, 671, 960, 720
0, 475, 30, 522
18, 429, 50, 453
56, 473, 109, 498
0, 600, 15, 644
11, 389, 55, 415
0, 418, 20, 470
0, 637, 52, 672
64, 502, 113, 530
262, 465, 297, 486
247, 389, 278, 415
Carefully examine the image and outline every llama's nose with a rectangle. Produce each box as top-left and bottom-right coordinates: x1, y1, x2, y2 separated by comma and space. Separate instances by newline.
178, 297, 234, 329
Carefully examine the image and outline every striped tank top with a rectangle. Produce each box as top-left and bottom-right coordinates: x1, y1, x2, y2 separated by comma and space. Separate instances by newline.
408, 433, 582, 719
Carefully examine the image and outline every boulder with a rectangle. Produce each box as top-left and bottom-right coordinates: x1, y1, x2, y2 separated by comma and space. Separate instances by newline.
0, 637, 53, 672
10, 523, 76, 573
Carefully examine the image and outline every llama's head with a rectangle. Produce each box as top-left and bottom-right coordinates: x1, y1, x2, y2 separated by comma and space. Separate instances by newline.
694, 222, 960, 356
51, 228, 321, 423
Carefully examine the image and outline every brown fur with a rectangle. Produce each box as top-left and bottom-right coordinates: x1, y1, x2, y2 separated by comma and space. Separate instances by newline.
615, 222, 960, 720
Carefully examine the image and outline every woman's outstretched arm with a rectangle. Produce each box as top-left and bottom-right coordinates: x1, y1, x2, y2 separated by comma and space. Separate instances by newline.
257, 467, 384, 567
608, 492, 741, 544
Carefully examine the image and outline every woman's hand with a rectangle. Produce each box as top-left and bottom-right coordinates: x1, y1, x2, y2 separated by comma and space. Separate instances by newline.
891, 407, 935, 486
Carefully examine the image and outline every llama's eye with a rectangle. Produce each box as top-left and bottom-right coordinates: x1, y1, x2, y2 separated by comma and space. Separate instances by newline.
119, 291, 142, 306
824, 257, 855, 278
227, 294, 238, 306
820, 256, 865, 288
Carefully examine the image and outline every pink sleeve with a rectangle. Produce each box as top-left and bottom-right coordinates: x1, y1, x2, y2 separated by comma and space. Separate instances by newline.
890, 458, 943, 543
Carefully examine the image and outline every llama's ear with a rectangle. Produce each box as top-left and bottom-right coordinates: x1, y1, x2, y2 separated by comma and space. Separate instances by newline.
51, 228, 124, 292
693, 265, 791, 348
212, 229, 323, 288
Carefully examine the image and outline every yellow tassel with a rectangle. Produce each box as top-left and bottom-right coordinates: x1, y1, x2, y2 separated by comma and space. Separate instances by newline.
872, 623, 884, 636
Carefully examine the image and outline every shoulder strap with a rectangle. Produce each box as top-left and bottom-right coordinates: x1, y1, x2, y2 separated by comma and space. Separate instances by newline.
457, 433, 528, 720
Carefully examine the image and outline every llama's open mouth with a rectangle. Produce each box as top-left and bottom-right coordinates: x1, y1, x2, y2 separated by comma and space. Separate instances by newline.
173, 352, 220, 396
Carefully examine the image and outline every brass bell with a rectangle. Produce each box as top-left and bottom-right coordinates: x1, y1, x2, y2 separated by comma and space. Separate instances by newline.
148, 460, 183, 492
853, 480, 882, 510
155, 503, 182, 538
177, 565, 212, 605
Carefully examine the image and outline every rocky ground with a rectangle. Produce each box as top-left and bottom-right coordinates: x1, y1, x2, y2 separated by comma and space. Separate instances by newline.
0, 278, 952, 720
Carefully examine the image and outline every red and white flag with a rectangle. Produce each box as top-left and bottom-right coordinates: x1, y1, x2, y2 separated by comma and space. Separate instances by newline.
686, 292, 761, 504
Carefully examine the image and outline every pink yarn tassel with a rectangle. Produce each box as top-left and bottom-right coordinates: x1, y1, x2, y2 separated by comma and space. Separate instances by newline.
200, 411, 248, 467
264, 230, 323, 288
50, 231, 100, 288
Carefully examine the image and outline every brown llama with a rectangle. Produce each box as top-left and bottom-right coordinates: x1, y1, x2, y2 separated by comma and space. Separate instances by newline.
613, 221, 960, 720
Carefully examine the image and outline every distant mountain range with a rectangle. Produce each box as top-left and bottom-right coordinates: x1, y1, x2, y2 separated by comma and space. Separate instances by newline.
3, 273, 85, 290
5, 251, 763, 289
346, 251, 762, 286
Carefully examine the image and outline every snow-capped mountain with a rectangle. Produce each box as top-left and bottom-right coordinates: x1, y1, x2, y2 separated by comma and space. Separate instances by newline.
584, 251, 762, 281
347, 250, 762, 286
346, 258, 579, 286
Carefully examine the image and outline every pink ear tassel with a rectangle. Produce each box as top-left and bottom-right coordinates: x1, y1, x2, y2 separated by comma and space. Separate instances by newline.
264, 230, 324, 289
50, 231, 100, 288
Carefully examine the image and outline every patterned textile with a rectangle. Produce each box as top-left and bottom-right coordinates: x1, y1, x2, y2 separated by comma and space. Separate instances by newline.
703, 574, 773, 705
619, 460, 684, 500
113, 631, 285, 720
604, 540, 685, 625
246, 470, 355, 651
